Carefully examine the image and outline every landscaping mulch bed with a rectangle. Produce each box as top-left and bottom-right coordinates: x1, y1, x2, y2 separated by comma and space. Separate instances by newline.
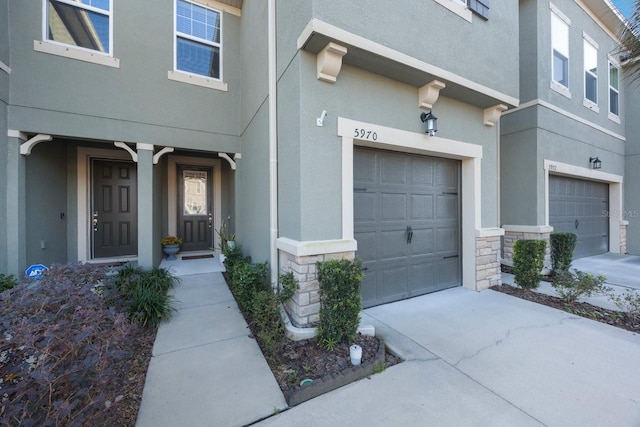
259, 332, 400, 406
491, 283, 640, 334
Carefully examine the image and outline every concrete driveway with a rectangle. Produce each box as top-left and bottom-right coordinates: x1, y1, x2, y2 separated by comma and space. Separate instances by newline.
571, 253, 640, 290
257, 287, 640, 426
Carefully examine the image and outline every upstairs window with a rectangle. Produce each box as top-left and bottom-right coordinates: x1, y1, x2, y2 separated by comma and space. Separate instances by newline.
46, 0, 112, 54
175, 0, 222, 80
583, 37, 598, 106
551, 11, 570, 89
468, 0, 489, 20
609, 61, 620, 116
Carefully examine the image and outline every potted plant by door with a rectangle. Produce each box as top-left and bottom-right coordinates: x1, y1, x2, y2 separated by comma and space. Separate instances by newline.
215, 219, 235, 263
161, 235, 182, 260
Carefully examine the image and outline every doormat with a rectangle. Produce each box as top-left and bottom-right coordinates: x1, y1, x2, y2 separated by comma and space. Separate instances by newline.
181, 254, 214, 260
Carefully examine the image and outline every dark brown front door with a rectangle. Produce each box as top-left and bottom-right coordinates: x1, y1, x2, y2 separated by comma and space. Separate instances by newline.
92, 159, 138, 258
178, 165, 214, 252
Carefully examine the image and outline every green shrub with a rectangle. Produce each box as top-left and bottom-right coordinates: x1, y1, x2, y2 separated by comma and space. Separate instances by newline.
550, 232, 577, 273
278, 271, 299, 304
513, 239, 547, 290
231, 261, 269, 313
316, 258, 363, 350
251, 289, 285, 361
223, 244, 244, 282
552, 269, 609, 304
114, 265, 178, 327
0, 273, 18, 293
607, 289, 640, 321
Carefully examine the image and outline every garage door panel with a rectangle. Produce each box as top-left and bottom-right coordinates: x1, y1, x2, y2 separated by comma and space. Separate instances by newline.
381, 156, 407, 185
436, 194, 458, 219
381, 230, 408, 259
381, 193, 407, 220
410, 158, 434, 185
354, 193, 376, 221
549, 175, 608, 259
410, 194, 434, 220
355, 147, 461, 308
410, 228, 435, 255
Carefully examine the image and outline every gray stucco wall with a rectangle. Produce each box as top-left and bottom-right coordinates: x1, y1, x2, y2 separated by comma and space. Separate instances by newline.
624, 78, 640, 254
25, 141, 68, 267
502, 0, 627, 229
310, 0, 520, 101
8, 1, 242, 151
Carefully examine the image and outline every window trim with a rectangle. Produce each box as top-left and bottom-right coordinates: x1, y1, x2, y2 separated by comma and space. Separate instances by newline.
550, 4, 571, 98
172, 0, 225, 88
38, 0, 119, 67
608, 57, 621, 122
583, 33, 599, 112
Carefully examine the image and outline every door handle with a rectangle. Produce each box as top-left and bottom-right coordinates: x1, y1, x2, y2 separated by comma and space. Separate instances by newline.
406, 226, 413, 244
93, 211, 99, 232
208, 212, 213, 228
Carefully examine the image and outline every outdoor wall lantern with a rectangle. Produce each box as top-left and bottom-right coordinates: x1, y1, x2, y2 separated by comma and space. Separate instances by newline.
589, 156, 602, 169
420, 111, 438, 136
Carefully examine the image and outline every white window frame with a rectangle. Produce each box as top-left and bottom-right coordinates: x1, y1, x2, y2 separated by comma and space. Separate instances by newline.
36, 0, 118, 67
608, 56, 621, 123
169, 0, 228, 91
583, 33, 599, 112
550, 3, 571, 98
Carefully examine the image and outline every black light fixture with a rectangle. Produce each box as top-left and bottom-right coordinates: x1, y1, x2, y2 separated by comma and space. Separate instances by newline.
589, 156, 602, 169
420, 111, 438, 136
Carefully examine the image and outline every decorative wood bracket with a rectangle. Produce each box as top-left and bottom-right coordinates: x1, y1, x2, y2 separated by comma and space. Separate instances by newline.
153, 147, 174, 164
483, 104, 508, 126
317, 42, 347, 83
218, 152, 242, 170
19, 134, 52, 155
114, 142, 138, 162
418, 80, 446, 110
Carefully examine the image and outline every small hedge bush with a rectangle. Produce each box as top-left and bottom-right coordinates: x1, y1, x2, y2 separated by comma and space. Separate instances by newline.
513, 239, 547, 290
552, 269, 608, 304
0, 272, 18, 293
316, 258, 363, 350
550, 232, 577, 273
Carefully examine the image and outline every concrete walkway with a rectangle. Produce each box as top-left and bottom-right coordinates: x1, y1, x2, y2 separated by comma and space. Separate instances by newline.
135, 265, 287, 427
137, 255, 640, 426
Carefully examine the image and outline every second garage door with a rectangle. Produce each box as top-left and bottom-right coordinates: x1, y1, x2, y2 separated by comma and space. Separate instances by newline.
549, 175, 609, 259
354, 148, 461, 308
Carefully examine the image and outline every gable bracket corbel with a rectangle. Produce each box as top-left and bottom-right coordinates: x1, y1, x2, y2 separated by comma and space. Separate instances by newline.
418, 80, 446, 110
19, 133, 53, 156
317, 42, 347, 83
483, 104, 508, 127
218, 152, 241, 170
114, 141, 138, 163
153, 147, 175, 164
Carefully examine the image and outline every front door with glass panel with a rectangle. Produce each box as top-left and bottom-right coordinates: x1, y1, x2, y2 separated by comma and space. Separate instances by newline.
178, 165, 214, 252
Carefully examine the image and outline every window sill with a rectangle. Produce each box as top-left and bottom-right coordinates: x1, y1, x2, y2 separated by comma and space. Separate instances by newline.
608, 112, 621, 124
550, 81, 571, 99
168, 70, 228, 91
34, 40, 120, 68
583, 99, 599, 113
433, 0, 472, 22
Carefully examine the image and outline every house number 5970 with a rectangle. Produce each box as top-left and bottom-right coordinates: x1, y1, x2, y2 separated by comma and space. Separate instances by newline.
354, 128, 378, 141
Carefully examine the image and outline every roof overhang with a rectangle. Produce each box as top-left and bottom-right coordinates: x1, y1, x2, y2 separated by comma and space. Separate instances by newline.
297, 19, 519, 110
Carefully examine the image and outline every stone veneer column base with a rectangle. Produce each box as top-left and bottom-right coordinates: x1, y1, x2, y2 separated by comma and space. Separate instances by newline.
277, 238, 357, 328
475, 228, 504, 291
620, 221, 628, 254
502, 225, 553, 273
